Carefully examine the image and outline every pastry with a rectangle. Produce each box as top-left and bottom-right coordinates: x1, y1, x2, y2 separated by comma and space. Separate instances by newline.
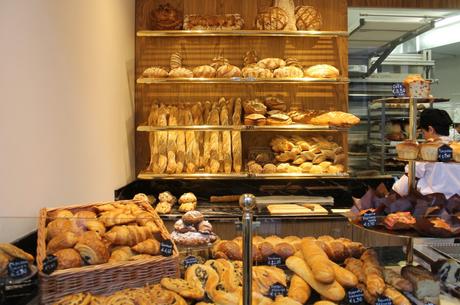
242, 66, 273, 78
248, 161, 263, 174
403, 74, 430, 98
256, 7, 288, 30
300, 239, 335, 284
158, 191, 176, 204
155, 202, 172, 214
243, 100, 267, 115
105, 225, 154, 246
197, 220, 213, 234
75, 231, 109, 265
270, 136, 294, 152
253, 266, 287, 295
384, 212, 416, 230
331, 262, 358, 287
99, 209, 135, 227
274, 66, 304, 78
216, 64, 241, 78
48, 209, 74, 219
0, 252, 10, 274
264, 97, 286, 111
54, 248, 82, 270
384, 287, 411, 305
267, 113, 292, 125
401, 265, 440, 304
151, 3, 182, 30
179, 192, 197, 204
244, 114, 266, 126
304, 64, 339, 78
182, 210, 204, 224
109, 246, 134, 263
295, 6, 322, 30
132, 238, 160, 255
193, 65, 217, 78
0, 243, 34, 262
344, 257, 366, 283
169, 67, 193, 78
52, 292, 92, 305
257, 58, 286, 70
263, 163, 277, 174
170, 52, 182, 70
361, 250, 385, 297
288, 274, 311, 304
47, 231, 78, 254
178, 202, 196, 213
284, 57, 303, 69
420, 141, 442, 161
161, 278, 205, 299
210, 55, 229, 70
171, 231, 211, 246
276, 163, 290, 173
46, 218, 82, 241
357, 283, 376, 305
142, 66, 169, 78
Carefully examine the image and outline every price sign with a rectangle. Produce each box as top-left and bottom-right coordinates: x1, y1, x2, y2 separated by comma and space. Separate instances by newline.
346, 287, 364, 304
42, 255, 58, 275
7, 259, 30, 279
376, 296, 393, 305
438, 144, 453, 162
362, 211, 377, 228
160, 240, 174, 257
392, 83, 406, 97
268, 283, 287, 300
183, 255, 198, 269
266, 254, 283, 267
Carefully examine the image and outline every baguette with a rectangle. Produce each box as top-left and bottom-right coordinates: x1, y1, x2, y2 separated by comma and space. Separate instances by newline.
184, 109, 197, 173
286, 256, 345, 302
301, 239, 335, 284
232, 98, 242, 173
203, 101, 212, 169
361, 250, 385, 296
384, 287, 411, 305
357, 283, 376, 305
156, 105, 168, 173
147, 103, 159, 172
191, 102, 203, 169
175, 106, 185, 173
221, 104, 232, 173
313, 301, 337, 305
208, 106, 220, 173
288, 274, 311, 304
166, 106, 178, 174
216, 100, 224, 172
330, 262, 358, 288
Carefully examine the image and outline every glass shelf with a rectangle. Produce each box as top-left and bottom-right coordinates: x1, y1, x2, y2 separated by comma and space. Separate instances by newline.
136, 77, 348, 84
137, 124, 347, 132
371, 97, 450, 104
137, 171, 349, 180
137, 30, 348, 38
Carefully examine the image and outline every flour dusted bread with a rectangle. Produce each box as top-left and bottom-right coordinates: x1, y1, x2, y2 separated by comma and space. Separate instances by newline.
304, 64, 339, 78
143, 66, 168, 78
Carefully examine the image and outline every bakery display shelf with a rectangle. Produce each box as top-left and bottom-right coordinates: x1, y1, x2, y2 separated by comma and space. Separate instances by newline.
349, 220, 425, 239
371, 97, 450, 104
137, 29, 348, 38
137, 124, 347, 132
138, 171, 349, 180
396, 158, 460, 164
136, 77, 349, 84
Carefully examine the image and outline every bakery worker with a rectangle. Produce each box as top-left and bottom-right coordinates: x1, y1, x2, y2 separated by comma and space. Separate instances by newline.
392, 108, 460, 198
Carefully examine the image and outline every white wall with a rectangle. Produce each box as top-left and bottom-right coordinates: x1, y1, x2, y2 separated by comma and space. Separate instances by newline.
0, 0, 136, 241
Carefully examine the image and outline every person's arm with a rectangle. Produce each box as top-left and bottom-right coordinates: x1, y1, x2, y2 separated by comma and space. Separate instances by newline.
393, 163, 426, 196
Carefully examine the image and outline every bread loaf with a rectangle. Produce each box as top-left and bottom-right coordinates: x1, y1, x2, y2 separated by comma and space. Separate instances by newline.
295, 6, 322, 30
166, 106, 178, 174
288, 274, 311, 304
156, 105, 168, 173
143, 66, 168, 78
193, 65, 216, 78
216, 64, 242, 78
232, 98, 242, 173
147, 104, 159, 172
274, 0, 297, 31
256, 7, 288, 30
169, 67, 193, 78
304, 64, 339, 78
184, 109, 197, 173
330, 262, 358, 288
191, 102, 203, 169
175, 107, 185, 173
300, 239, 335, 284
208, 107, 221, 173
220, 105, 232, 173
257, 58, 286, 70
274, 66, 303, 78
202, 101, 212, 169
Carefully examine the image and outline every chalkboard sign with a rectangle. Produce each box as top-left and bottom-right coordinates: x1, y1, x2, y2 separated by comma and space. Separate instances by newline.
376, 296, 393, 305
346, 287, 364, 304
268, 283, 287, 300
392, 83, 406, 97
362, 211, 377, 228
160, 240, 174, 257
266, 254, 283, 267
438, 144, 453, 162
7, 259, 30, 279
42, 255, 58, 275
183, 255, 198, 269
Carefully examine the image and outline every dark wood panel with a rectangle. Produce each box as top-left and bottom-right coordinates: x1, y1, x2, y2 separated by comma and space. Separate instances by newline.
348, 0, 460, 8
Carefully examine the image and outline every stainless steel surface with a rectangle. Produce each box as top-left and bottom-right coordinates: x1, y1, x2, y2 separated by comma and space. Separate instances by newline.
240, 194, 256, 305
137, 30, 348, 37
137, 77, 349, 84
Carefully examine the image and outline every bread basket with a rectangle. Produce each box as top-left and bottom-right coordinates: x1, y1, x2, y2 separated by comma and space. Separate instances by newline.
36, 199, 179, 304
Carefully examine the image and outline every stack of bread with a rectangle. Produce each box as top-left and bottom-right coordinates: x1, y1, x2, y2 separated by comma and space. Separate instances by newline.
146, 97, 243, 175
247, 135, 346, 174
171, 211, 218, 246
0, 243, 34, 275
44, 198, 165, 271
396, 139, 460, 162
183, 14, 244, 30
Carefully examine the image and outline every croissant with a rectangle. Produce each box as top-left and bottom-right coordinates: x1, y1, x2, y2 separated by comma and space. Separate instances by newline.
46, 231, 78, 254
109, 246, 134, 263
105, 225, 154, 246
133, 211, 154, 226
74, 232, 110, 265
99, 209, 135, 227
132, 238, 160, 255
46, 218, 83, 241
85, 219, 106, 235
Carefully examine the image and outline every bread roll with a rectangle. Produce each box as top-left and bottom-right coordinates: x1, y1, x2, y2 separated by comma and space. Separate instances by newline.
330, 262, 358, 287
288, 274, 311, 304
301, 239, 335, 284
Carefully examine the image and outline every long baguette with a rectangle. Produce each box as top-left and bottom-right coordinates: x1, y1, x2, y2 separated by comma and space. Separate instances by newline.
330, 262, 358, 288
286, 256, 345, 302
202, 101, 212, 169
156, 104, 168, 173
191, 102, 203, 169
231, 98, 242, 173
208, 106, 220, 173
175, 106, 185, 173
147, 104, 159, 172
184, 109, 197, 173
288, 274, 311, 304
220, 104, 232, 173
301, 240, 335, 284
166, 106, 178, 174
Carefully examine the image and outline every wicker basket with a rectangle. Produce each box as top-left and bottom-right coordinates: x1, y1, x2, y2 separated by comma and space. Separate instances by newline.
36, 200, 179, 304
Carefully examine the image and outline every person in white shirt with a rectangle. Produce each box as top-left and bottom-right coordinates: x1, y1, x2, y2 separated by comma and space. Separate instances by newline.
392, 108, 460, 198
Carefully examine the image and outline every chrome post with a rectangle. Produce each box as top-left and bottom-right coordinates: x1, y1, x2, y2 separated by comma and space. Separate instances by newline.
408, 97, 417, 192
240, 194, 256, 305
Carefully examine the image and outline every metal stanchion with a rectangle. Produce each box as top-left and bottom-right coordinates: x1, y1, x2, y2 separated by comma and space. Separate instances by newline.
408, 97, 417, 192
240, 194, 256, 305
406, 237, 414, 265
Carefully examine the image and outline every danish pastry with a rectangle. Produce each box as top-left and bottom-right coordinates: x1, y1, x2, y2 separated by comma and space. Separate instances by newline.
54, 248, 82, 270
74, 232, 109, 265
160, 278, 205, 299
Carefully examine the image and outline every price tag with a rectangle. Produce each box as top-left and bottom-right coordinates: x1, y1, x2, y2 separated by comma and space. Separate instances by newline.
42, 255, 58, 275
266, 254, 283, 267
438, 144, 452, 162
183, 255, 198, 269
392, 83, 406, 97
362, 211, 377, 228
346, 287, 364, 304
160, 240, 174, 257
268, 283, 287, 300
376, 296, 393, 305
7, 259, 30, 279
425, 303, 435, 305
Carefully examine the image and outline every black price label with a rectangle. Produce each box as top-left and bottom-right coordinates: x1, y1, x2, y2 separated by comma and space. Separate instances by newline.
376, 296, 393, 305
268, 283, 287, 300
362, 211, 377, 228
7, 259, 30, 279
425, 303, 435, 305
392, 83, 406, 97
183, 255, 198, 269
42, 255, 58, 275
160, 240, 174, 257
346, 287, 364, 304
438, 145, 452, 162
266, 254, 283, 267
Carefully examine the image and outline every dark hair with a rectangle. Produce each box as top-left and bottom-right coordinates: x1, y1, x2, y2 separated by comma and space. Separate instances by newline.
419, 108, 453, 136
